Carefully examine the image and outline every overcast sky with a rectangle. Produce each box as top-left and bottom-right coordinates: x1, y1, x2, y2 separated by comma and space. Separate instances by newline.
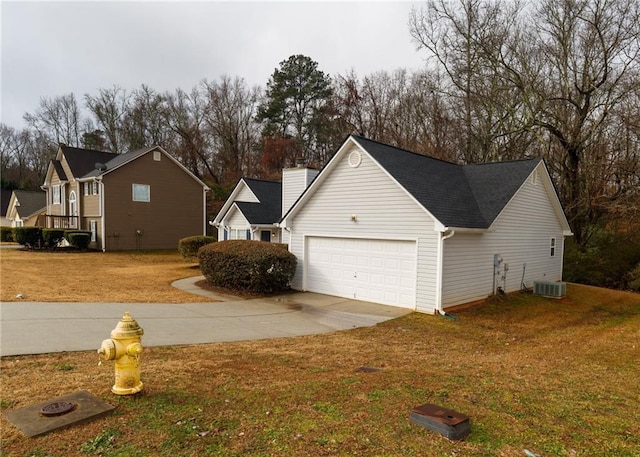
1, 1, 425, 130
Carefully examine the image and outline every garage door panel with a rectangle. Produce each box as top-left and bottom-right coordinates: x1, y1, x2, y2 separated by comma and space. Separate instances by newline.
306, 237, 416, 309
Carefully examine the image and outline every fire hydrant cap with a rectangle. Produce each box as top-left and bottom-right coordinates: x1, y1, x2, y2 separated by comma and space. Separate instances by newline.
111, 311, 144, 339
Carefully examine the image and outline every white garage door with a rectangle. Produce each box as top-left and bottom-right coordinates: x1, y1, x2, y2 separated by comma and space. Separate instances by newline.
305, 237, 416, 308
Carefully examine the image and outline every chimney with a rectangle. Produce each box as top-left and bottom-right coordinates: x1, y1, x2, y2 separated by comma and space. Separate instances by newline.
282, 165, 319, 217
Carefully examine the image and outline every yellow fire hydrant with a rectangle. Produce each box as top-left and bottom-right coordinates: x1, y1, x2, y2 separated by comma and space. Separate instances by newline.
98, 311, 144, 395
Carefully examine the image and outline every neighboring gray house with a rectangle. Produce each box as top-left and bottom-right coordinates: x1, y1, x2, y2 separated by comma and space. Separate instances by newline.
281, 135, 572, 314
6, 190, 46, 227
213, 166, 318, 243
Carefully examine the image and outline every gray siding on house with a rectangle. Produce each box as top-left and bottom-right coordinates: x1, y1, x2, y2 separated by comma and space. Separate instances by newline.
441, 163, 565, 307
288, 146, 440, 313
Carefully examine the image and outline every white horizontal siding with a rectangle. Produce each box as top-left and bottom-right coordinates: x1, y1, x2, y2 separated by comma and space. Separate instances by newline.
282, 168, 318, 217
226, 206, 249, 228
236, 183, 259, 202
442, 165, 566, 307
288, 147, 439, 312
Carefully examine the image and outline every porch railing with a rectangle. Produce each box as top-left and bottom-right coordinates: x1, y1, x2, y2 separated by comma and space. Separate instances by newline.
44, 215, 79, 230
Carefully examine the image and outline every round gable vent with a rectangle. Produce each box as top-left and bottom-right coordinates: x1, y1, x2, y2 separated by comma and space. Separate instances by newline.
348, 150, 362, 168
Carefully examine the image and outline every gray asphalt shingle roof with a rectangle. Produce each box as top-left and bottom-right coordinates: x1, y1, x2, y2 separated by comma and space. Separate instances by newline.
238, 179, 282, 224
60, 145, 117, 179
82, 147, 154, 179
52, 160, 68, 181
352, 135, 541, 229
12, 190, 46, 217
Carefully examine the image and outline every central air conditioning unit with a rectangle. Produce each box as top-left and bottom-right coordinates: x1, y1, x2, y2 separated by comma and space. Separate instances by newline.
533, 280, 566, 298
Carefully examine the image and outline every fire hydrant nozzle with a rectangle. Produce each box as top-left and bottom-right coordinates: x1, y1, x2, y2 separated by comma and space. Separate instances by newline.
98, 311, 144, 395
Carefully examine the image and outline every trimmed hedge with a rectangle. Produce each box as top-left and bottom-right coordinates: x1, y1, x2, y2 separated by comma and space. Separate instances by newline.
199, 240, 297, 294
65, 230, 92, 250
178, 235, 216, 260
42, 229, 65, 248
12, 227, 42, 246
0, 227, 13, 242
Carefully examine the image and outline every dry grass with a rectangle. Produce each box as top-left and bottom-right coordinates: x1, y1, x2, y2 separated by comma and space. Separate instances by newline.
1, 249, 639, 456
0, 248, 211, 303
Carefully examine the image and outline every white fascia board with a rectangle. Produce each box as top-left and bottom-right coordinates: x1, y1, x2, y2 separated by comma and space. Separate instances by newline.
538, 161, 573, 235
281, 135, 448, 230
349, 136, 446, 230
220, 203, 250, 227
485, 160, 570, 234
99, 146, 210, 190
280, 138, 357, 227
154, 146, 210, 190
42, 162, 56, 187
441, 226, 488, 234
212, 179, 257, 224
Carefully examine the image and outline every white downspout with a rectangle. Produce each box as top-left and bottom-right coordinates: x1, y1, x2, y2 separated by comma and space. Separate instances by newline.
435, 229, 455, 314
99, 178, 106, 252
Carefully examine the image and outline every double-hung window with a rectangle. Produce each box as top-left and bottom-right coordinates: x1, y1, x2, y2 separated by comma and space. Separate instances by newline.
52, 185, 61, 204
550, 237, 556, 257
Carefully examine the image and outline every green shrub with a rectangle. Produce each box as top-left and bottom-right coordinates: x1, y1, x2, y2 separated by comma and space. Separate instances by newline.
199, 240, 297, 294
178, 235, 216, 260
564, 228, 640, 290
42, 229, 65, 248
66, 231, 91, 250
0, 227, 13, 242
12, 227, 42, 247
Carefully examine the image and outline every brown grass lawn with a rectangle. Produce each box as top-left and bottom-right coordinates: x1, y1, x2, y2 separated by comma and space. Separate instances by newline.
1, 249, 640, 456
0, 248, 211, 303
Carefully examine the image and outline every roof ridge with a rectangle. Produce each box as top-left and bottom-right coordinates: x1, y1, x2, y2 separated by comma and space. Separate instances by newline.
463, 156, 542, 167
351, 134, 459, 166
60, 144, 116, 155
243, 177, 281, 184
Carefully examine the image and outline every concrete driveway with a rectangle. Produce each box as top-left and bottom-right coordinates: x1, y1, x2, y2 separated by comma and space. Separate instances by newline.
0, 277, 411, 356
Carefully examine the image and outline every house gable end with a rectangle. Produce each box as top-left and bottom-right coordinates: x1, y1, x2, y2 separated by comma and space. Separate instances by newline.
292, 139, 436, 234
485, 161, 572, 235
213, 179, 259, 225
463, 158, 542, 228
282, 136, 444, 230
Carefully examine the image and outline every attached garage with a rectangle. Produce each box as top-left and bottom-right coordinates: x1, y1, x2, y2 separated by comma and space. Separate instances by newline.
281, 135, 572, 314
305, 237, 417, 308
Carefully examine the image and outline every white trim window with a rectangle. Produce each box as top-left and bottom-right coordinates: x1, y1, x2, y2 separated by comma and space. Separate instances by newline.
83, 182, 89, 196
52, 185, 61, 204
90, 220, 97, 242
132, 184, 150, 202
92, 181, 99, 195
550, 237, 556, 257
229, 228, 250, 240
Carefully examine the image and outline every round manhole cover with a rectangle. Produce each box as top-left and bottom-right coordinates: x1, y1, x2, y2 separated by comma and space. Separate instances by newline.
40, 401, 77, 417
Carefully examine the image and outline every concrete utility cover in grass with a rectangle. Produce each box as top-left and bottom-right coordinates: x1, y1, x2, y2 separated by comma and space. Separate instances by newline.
3, 390, 115, 437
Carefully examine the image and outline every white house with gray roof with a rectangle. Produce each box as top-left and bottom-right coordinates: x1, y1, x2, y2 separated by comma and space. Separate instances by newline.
280, 135, 572, 314
212, 167, 318, 243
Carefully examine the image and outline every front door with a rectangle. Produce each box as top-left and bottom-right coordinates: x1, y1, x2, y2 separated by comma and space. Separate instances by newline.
261, 230, 271, 242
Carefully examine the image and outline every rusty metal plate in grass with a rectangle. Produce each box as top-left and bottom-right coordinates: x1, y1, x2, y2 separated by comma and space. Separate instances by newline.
40, 401, 77, 417
3, 390, 115, 437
